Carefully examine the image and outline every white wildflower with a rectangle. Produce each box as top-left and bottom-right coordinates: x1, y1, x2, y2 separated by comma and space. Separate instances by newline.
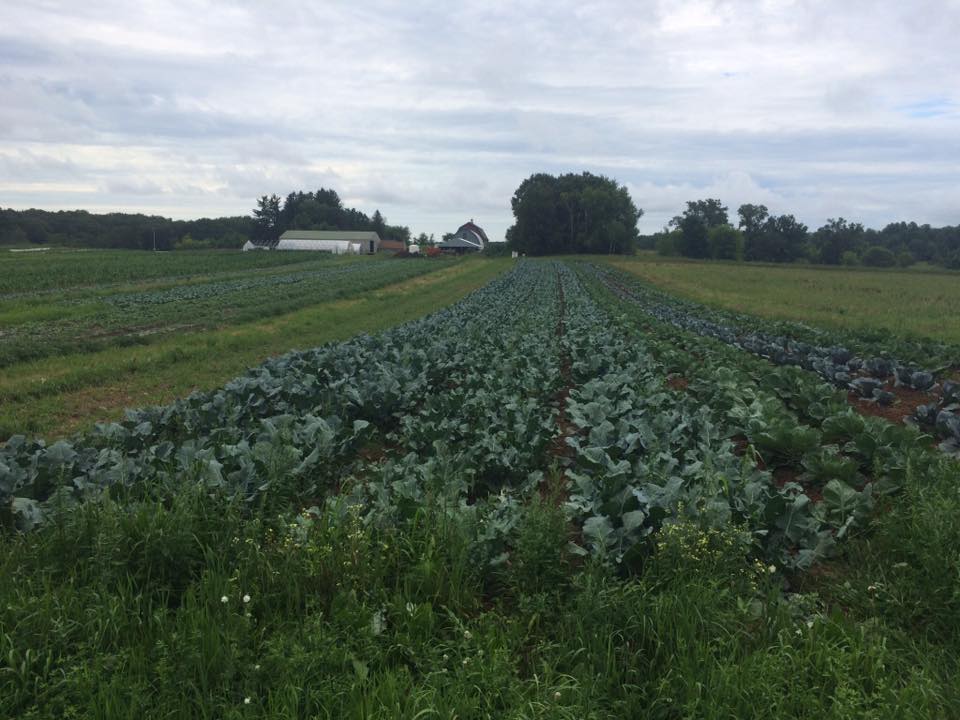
554, 691, 561, 700
244, 697, 251, 705
220, 595, 229, 604
243, 594, 251, 604
767, 564, 777, 574
463, 630, 472, 640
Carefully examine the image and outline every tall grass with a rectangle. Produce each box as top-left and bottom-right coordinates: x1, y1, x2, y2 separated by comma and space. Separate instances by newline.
3, 461, 958, 718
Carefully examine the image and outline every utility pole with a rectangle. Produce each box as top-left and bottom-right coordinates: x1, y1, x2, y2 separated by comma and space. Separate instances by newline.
152, 228, 156, 252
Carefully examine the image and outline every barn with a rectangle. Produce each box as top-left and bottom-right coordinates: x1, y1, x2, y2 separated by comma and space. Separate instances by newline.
273, 230, 382, 254
437, 220, 489, 254
378, 239, 408, 254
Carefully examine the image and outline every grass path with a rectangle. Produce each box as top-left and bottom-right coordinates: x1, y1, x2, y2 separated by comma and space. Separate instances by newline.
604, 256, 960, 343
0, 258, 511, 440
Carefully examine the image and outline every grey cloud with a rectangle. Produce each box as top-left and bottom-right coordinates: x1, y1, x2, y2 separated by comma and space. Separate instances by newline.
0, 0, 958, 241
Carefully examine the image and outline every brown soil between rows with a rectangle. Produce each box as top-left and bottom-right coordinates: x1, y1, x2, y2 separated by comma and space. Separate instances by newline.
846, 381, 935, 424
666, 375, 689, 391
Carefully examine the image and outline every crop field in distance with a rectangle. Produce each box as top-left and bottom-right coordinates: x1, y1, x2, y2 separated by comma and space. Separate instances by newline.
2, 253, 960, 718
609, 253, 960, 343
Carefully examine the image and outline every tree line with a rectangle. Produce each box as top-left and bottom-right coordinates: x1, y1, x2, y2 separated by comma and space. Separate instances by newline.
645, 199, 960, 269
0, 208, 252, 251
0, 188, 410, 251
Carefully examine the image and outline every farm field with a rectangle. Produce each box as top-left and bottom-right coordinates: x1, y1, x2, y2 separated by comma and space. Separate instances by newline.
0, 249, 459, 367
0, 256, 509, 440
607, 255, 960, 344
2, 258, 960, 718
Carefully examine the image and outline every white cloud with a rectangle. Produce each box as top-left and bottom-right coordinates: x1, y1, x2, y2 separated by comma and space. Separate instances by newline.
0, 0, 958, 237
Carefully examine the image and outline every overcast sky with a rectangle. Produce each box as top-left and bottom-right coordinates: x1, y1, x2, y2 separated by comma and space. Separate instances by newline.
1, 0, 958, 241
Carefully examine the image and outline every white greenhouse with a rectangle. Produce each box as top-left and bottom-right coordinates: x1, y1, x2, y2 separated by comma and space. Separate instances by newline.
273, 230, 381, 254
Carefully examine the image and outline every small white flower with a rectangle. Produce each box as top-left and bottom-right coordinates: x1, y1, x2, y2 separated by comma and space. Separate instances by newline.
221, 595, 229, 604
462, 658, 469, 666
554, 691, 561, 700
442, 654, 449, 661
245, 612, 251, 618
806, 620, 814, 629
795, 628, 803, 636
867, 584, 878, 593
243, 594, 251, 603
767, 564, 777, 574
254, 664, 261, 671
463, 630, 472, 640
244, 697, 251, 705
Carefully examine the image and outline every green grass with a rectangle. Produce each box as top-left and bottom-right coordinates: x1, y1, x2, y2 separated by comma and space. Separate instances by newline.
2, 466, 958, 719
0, 259, 510, 440
606, 256, 960, 344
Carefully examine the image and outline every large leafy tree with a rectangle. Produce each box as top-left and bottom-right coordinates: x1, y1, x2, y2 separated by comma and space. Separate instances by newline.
672, 199, 729, 258
251, 194, 282, 246
737, 204, 809, 262
813, 218, 865, 265
507, 172, 642, 255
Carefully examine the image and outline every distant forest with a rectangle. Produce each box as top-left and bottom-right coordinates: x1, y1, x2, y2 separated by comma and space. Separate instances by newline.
0, 188, 409, 251
642, 199, 960, 269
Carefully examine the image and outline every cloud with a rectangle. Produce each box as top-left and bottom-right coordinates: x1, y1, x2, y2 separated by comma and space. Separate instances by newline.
0, 0, 958, 239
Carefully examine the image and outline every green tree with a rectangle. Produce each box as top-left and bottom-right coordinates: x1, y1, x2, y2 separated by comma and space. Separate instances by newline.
252, 194, 282, 246
707, 224, 744, 260
677, 214, 709, 258
862, 245, 896, 267
372, 210, 386, 236
673, 199, 729, 229
813, 218, 865, 265
738, 203, 769, 260
672, 199, 728, 258
506, 172, 641, 255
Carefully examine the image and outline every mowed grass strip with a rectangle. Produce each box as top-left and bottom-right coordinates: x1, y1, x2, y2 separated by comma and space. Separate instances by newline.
605, 256, 960, 343
0, 258, 511, 440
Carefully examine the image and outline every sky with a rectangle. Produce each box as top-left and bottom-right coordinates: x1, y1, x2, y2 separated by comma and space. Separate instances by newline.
1, 0, 958, 242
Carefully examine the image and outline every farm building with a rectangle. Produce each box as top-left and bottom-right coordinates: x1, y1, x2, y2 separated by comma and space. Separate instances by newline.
378, 239, 407, 254
273, 230, 382, 254
437, 220, 489, 253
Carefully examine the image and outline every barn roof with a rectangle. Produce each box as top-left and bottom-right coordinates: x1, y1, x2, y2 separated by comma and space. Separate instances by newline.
279, 230, 380, 242
437, 235, 482, 249
457, 221, 490, 245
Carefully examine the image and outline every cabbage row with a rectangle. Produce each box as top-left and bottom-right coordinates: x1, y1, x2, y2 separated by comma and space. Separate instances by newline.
105, 261, 395, 307
1, 260, 945, 577
585, 263, 960, 454
0, 262, 560, 532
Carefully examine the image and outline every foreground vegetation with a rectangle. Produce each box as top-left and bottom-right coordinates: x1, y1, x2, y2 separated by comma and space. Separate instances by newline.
2, 259, 959, 717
